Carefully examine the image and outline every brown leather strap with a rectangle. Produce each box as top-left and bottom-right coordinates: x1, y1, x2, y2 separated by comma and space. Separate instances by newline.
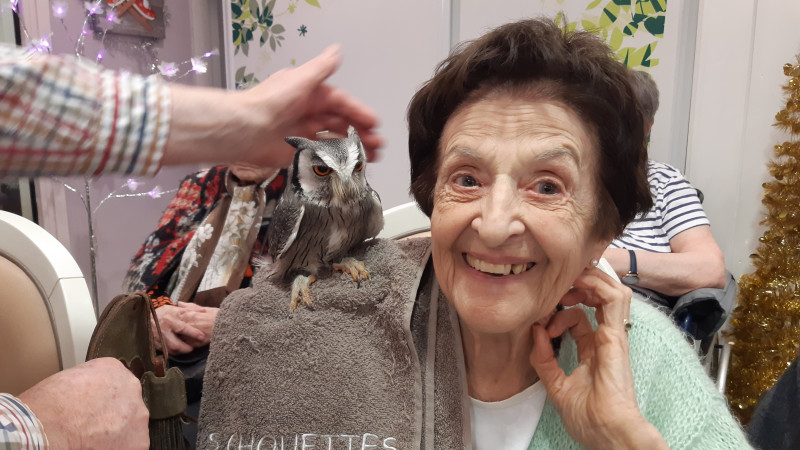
192, 286, 229, 308
86, 292, 166, 376
148, 292, 169, 365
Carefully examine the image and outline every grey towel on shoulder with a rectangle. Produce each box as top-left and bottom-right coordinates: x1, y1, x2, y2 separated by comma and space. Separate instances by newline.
197, 237, 467, 450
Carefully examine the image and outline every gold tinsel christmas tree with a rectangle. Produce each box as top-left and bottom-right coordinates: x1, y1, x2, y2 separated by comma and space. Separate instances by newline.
726, 57, 800, 424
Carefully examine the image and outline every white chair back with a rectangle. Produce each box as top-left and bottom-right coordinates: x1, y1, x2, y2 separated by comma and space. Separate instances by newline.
378, 202, 431, 240
0, 211, 95, 394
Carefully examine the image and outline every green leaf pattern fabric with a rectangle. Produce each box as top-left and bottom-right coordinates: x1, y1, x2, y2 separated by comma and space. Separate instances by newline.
559, 0, 666, 69
230, 0, 316, 89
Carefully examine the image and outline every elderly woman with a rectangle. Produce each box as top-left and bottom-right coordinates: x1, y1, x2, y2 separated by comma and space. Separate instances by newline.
197, 18, 749, 449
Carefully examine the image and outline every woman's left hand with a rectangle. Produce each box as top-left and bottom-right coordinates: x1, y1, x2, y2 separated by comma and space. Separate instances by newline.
177, 302, 219, 337
529, 266, 668, 449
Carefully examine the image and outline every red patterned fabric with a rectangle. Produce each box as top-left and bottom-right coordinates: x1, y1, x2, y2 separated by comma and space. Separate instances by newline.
122, 165, 287, 307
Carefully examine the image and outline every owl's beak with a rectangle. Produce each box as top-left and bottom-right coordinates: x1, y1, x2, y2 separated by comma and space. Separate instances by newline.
332, 175, 359, 201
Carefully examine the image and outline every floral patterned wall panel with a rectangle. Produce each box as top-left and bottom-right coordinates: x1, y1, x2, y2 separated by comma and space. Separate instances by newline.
555, 0, 667, 70
222, 0, 450, 210
225, 0, 301, 90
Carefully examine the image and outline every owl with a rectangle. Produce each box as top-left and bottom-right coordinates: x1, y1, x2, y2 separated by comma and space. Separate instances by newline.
267, 126, 384, 310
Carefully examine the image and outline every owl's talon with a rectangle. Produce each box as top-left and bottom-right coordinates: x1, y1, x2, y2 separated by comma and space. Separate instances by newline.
289, 274, 316, 311
333, 257, 369, 283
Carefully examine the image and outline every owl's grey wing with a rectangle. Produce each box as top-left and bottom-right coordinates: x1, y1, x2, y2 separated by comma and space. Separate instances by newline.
364, 188, 385, 239
268, 198, 305, 260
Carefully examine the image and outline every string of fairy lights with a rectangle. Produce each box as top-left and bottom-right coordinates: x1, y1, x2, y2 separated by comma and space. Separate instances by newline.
8, 0, 219, 75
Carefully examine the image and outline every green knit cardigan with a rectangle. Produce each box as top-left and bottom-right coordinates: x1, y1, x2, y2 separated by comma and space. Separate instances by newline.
528, 298, 752, 449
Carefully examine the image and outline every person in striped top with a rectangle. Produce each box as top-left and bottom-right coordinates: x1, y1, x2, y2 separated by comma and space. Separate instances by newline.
602, 71, 726, 305
0, 44, 382, 449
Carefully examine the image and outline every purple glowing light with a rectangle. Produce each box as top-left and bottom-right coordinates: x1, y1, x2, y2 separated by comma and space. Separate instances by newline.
28, 36, 52, 54
190, 57, 207, 74
51, 1, 69, 18
158, 62, 179, 77
126, 179, 140, 191
84, 1, 103, 15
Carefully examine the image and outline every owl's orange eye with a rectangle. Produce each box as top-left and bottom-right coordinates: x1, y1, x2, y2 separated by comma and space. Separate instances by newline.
354, 161, 363, 172
313, 165, 332, 176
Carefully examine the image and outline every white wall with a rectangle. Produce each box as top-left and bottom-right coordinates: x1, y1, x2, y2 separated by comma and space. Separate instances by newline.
686, 0, 800, 279
0, 3, 14, 44
320, 0, 450, 210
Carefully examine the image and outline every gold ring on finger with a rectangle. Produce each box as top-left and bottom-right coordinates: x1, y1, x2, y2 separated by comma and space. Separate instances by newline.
624, 319, 633, 332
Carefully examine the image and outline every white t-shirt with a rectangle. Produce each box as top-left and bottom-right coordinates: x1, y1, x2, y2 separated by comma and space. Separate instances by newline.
470, 381, 547, 450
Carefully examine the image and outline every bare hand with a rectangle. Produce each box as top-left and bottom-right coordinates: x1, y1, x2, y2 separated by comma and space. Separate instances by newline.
166, 45, 384, 169
237, 45, 384, 163
176, 302, 219, 336
529, 266, 667, 449
18, 358, 149, 449
152, 304, 216, 354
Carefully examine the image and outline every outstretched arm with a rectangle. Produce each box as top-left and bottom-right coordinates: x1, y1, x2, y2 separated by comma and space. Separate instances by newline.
0, 44, 383, 177
165, 45, 383, 169
0, 44, 169, 177
603, 225, 726, 296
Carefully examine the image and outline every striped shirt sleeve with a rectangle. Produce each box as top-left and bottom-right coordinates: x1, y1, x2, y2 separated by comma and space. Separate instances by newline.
0, 393, 48, 450
611, 161, 710, 253
657, 170, 710, 240
0, 44, 170, 177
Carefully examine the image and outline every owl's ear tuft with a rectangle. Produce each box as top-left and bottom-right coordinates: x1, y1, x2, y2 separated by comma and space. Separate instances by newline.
285, 136, 313, 150
347, 125, 359, 141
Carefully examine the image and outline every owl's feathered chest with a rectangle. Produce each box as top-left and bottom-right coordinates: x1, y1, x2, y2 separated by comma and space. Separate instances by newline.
301, 198, 374, 255
267, 187, 383, 281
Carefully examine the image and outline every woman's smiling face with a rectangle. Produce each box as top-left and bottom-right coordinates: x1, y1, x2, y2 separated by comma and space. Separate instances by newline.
430, 93, 610, 335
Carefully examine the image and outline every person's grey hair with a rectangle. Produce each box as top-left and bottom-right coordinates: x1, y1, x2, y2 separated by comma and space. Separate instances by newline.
630, 70, 659, 126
